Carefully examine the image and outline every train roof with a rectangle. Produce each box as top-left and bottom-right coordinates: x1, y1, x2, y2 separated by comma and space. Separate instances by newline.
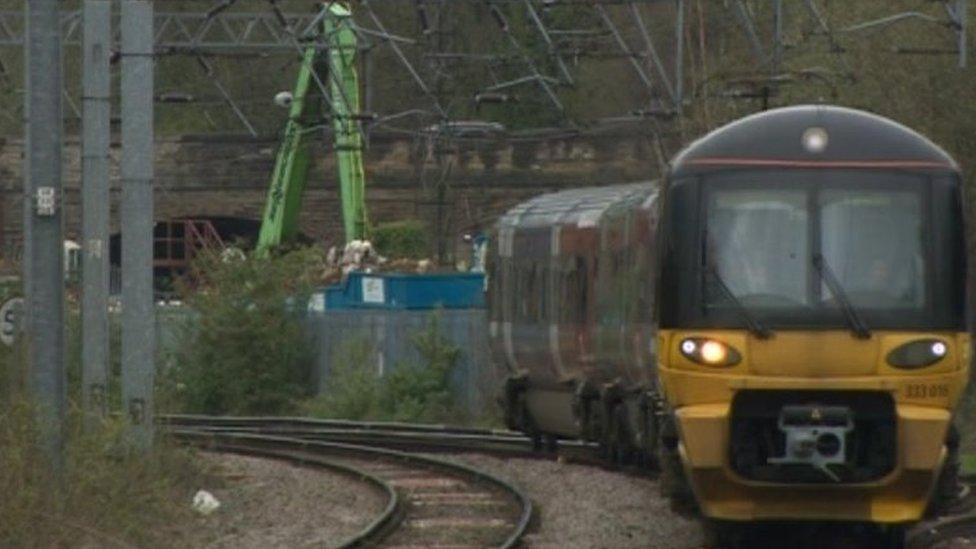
670, 105, 958, 174
496, 181, 658, 230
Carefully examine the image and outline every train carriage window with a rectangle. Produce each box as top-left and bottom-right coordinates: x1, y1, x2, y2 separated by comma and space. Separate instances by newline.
517, 264, 531, 320
486, 254, 499, 320
612, 250, 627, 325
560, 260, 575, 323
538, 263, 548, 322
551, 260, 563, 322
578, 256, 589, 323
635, 247, 652, 322
521, 262, 542, 322
558, 257, 583, 324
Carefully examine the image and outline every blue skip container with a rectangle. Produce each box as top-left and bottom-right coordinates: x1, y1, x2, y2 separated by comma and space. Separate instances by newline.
312, 271, 486, 311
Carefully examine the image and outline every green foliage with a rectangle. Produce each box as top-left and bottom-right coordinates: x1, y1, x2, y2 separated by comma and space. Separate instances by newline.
309, 336, 383, 420
0, 281, 205, 548
164, 248, 324, 415
0, 286, 206, 546
383, 317, 460, 422
304, 314, 461, 423
0, 395, 207, 547
371, 220, 431, 260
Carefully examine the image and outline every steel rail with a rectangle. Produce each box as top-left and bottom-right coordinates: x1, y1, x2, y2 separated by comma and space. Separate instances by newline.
161, 413, 601, 462
162, 413, 524, 436
167, 416, 976, 546
907, 513, 976, 548
170, 427, 533, 549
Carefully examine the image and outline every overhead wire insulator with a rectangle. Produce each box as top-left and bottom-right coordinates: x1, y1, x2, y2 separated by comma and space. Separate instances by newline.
349, 112, 379, 122
475, 92, 517, 104
415, 0, 431, 34
157, 92, 195, 103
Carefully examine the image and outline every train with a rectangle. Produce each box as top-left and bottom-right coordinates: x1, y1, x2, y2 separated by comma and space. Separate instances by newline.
487, 105, 970, 539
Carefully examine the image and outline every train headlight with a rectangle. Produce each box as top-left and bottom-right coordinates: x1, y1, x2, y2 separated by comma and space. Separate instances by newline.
886, 339, 949, 369
802, 127, 828, 153
679, 337, 741, 367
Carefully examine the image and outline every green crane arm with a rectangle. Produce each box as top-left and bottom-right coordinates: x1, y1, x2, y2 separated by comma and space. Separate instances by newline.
326, 3, 369, 243
255, 2, 368, 256
255, 44, 319, 256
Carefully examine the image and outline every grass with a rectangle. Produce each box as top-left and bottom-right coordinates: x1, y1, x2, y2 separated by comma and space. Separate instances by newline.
962, 454, 976, 477
371, 220, 431, 260
0, 395, 213, 547
0, 283, 214, 547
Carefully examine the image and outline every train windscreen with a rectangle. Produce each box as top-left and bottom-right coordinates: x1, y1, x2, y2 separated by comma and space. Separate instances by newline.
705, 186, 925, 312
659, 169, 966, 331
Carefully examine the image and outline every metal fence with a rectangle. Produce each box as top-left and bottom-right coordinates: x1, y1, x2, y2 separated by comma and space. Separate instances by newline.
153, 305, 502, 418
305, 308, 501, 418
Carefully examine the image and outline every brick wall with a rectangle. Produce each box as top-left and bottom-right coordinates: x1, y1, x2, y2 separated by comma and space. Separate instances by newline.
0, 131, 660, 261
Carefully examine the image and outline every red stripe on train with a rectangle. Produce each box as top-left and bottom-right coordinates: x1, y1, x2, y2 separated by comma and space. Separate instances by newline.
684, 157, 954, 169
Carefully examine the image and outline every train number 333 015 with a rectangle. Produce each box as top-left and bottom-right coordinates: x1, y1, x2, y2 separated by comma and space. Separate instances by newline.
904, 384, 950, 399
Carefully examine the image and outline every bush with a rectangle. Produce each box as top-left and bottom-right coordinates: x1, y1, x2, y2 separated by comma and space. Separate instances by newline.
381, 317, 459, 422
308, 336, 383, 420
371, 220, 430, 259
164, 247, 323, 415
304, 314, 461, 423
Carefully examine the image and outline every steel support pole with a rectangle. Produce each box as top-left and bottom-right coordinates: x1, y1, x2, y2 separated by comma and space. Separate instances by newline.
958, 0, 968, 68
24, 0, 65, 474
120, 0, 154, 450
773, 0, 784, 74
675, 0, 685, 114
81, 0, 111, 425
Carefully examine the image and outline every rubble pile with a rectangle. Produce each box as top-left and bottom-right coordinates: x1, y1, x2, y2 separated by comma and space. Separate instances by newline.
320, 240, 434, 286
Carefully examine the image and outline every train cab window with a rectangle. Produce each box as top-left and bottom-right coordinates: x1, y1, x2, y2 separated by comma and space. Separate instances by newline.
819, 189, 924, 309
706, 189, 810, 308
706, 185, 927, 312
683, 170, 962, 332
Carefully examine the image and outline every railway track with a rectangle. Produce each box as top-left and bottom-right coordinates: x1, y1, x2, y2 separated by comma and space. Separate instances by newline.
170, 426, 533, 548
162, 414, 601, 463
165, 415, 976, 548
908, 514, 976, 548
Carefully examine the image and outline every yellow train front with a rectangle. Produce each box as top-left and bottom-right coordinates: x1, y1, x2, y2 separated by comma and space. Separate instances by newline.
657, 105, 970, 524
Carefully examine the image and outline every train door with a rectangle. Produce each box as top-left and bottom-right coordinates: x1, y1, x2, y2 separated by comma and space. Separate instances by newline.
510, 228, 559, 387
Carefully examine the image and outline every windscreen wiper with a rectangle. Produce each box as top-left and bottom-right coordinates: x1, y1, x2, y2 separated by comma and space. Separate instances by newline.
812, 253, 871, 339
706, 266, 773, 340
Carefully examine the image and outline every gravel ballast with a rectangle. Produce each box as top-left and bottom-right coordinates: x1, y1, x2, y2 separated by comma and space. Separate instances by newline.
436, 453, 706, 548
177, 450, 938, 547
182, 452, 387, 548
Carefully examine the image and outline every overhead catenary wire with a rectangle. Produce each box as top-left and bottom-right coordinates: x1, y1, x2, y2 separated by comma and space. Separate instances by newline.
0, 1, 966, 150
